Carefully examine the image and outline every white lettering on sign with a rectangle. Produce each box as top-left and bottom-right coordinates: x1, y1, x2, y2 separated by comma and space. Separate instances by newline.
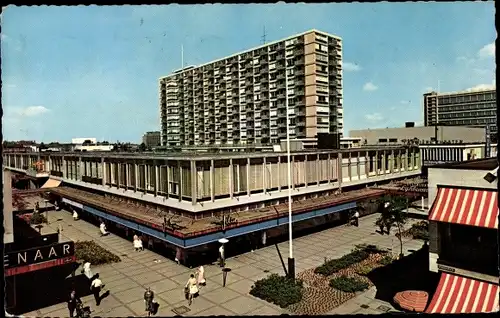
48, 247, 57, 258
18, 252, 27, 264
34, 250, 44, 261
63, 244, 70, 255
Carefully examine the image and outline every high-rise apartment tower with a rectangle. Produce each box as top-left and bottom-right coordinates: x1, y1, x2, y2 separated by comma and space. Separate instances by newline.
159, 29, 344, 147
423, 89, 497, 135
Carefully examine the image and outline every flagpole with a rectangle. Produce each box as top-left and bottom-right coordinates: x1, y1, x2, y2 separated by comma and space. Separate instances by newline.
285, 62, 295, 279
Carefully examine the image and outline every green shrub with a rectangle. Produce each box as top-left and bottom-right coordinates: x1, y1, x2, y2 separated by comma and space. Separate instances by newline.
250, 274, 304, 308
75, 241, 121, 265
355, 265, 373, 276
401, 221, 429, 240
329, 275, 369, 292
315, 250, 370, 276
378, 255, 393, 266
30, 212, 47, 225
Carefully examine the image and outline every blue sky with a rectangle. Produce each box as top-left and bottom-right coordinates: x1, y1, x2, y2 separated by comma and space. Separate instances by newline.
2, 3, 496, 143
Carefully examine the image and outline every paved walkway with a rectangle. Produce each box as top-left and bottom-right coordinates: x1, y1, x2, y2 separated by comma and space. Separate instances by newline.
24, 209, 424, 317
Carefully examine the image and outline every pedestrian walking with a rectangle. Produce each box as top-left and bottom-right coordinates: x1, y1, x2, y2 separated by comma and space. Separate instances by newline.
197, 266, 206, 286
261, 231, 267, 247
354, 210, 360, 227
144, 287, 155, 316
90, 274, 104, 306
67, 289, 80, 317
81, 260, 93, 282
73, 210, 79, 221
99, 222, 109, 236
218, 245, 225, 267
185, 274, 199, 306
133, 235, 143, 251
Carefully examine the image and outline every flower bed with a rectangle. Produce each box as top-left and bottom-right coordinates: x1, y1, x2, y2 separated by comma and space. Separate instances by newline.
330, 275, 370, 292
314, 249, 370, 276
75, 241, 121, 265
249, 274, 304, 308
290, 247, 389, 315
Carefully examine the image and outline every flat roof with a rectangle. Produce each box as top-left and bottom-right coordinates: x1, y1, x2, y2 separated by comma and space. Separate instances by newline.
424, 88, 496, 96
14, 145, 413, 161
159, 29, 341, 80
428, 158, 498, 171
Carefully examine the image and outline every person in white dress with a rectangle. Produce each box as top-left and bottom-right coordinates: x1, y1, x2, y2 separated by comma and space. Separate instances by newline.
218, 245, 225, 267
99, 222, 109, 236
197, 266, 206, 286
82, 261, 93, 281
73, 210, 79, 220
185, 274, 199, 306
134, 236, 143, 251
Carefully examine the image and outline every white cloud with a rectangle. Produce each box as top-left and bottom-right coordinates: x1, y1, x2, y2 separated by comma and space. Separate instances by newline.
342, 61, 362, 72
6, 84, 16, 88
464, 80, 496, 92
10, 106, 50, 117
365, 112, 383, 123
400, 100, 412, 105
363, 82, 378, 91
478, 42, 495, 59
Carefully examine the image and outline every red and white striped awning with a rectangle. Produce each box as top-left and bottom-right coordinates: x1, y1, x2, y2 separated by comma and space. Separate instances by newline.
426, 273, 499, 313
429, 187, 498, 229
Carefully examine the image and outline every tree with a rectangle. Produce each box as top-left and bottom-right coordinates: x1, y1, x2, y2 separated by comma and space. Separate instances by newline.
375, 195, 409, 258
139, 143, 147, 152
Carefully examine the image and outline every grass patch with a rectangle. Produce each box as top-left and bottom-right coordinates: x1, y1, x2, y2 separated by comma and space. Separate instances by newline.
355, 265, 374, 276
330, 275, 370, 293
250, 274, 304, 308
315, 250, 370, 276
75, 241, 121, 265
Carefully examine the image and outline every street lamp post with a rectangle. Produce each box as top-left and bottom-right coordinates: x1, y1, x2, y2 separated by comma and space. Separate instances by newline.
285, 64, 295, 279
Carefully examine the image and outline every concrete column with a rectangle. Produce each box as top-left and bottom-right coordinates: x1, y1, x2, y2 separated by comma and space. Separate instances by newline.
62, 156, 67, 178
117, 162, 122, 189
246, 158, 251, 197
391, 150, 395, 173
155, 163, 159, 197
365, 151, 369, 177
210, 160, 215, 202
229, 159, 234, 199
178, 161, 182, 202
337, 152, 343, 190
328, 153, 332, 184
48, 156, 52, 173
78, 157, 83, 181
316, 155, 320, 185
165, 161, 170, 199
134, 163, 138, 192
291, 155, 295, 190
348, 152, 352, 181
101, 158, 105, 185
262, 157, 266, 195
278, 156, 281, 191
304, 155, 308, 188
375, 151, 379, 176
356, 151, 361, 180
191, 160, 197, 205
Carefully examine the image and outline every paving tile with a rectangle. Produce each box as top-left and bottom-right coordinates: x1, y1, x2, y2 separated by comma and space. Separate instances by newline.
228, 265, 264, 280
112, 286, 146, 304
226, 278, 255, 295
200, 286, 241, 304
139, 277, 178, 294
195, 305, 237, 316
90, 294, 123, 314
130, 271, 165, 285
155, 264, 192, 278
103, 277, 138, 290
99, 304, 135, 317
157, 287, 189, 306
169, 272, 197, 285
127, 298, 150, 316
220, 295, 263, 315
172, 296, 216, 315
223, 258, 247, 269
252, 304, 285, 315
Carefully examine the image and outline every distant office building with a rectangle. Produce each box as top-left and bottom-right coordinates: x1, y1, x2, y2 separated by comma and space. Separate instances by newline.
142, 131, 161, 148
159, 29, 344, 148
349, 125, 485, 145
423, 89, 497, 136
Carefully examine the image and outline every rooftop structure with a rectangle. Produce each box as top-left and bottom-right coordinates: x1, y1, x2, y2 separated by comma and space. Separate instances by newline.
423, 89, 497, 136
159, 29, 344, 148
349, 125, 486, 145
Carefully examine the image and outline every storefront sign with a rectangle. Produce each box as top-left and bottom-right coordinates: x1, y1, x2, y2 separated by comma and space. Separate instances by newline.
4, 242, 75, 270
438, 264, 456, 273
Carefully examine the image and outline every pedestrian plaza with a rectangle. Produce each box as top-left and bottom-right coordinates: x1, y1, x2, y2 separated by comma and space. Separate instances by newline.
24, 209, 424, 317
